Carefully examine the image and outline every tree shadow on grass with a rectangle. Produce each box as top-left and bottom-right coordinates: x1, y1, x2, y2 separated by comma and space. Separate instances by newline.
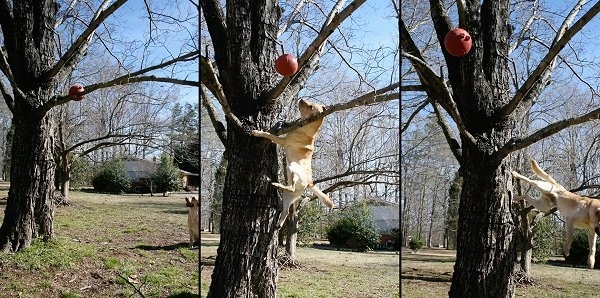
162, 209, 189, 215
402, 256, 455, 264
135, 242, 192, 251
546, 259, 588, 269
401, 274, 451, 283
167, 292, 199, 298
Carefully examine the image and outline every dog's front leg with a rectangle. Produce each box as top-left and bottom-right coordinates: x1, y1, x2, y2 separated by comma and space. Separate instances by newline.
250, 130, 287, 146
189, 227, 195, 248
564, 219, 575, 258
513, 194, 555, 211
588, 228, 598, 269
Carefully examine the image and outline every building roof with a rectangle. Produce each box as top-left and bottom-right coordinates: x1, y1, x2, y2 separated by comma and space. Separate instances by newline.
123, 159, 157, 181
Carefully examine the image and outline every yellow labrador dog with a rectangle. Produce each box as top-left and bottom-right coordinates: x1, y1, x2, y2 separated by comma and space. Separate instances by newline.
251, 99, 334, 228
185, 197, 199, 248
512, 158, 600, 269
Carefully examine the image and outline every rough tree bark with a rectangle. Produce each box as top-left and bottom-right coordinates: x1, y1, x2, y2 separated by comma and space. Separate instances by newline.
203, 0, 282, 296
0, 1, 58, 252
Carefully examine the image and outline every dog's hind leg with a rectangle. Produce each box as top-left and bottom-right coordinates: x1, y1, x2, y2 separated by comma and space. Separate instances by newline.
307, 185, 334, 208
276, 191, 301, 229
563, 219, 575, 258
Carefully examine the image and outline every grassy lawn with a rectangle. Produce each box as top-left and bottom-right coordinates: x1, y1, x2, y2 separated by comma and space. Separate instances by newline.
402, 247, 600, 297
0, 181, 400, 297
0, 183, 199, 297
200, 233, 400, 298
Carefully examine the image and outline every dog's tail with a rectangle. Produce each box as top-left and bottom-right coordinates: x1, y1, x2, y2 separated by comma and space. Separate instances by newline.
530, 158, 559, 184
307, 185, 334, 208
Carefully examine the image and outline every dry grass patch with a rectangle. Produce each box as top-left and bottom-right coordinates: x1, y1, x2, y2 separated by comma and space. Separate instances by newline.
200, 233, 399, 297
0, 188, 199, 297
401, 247, 600, 297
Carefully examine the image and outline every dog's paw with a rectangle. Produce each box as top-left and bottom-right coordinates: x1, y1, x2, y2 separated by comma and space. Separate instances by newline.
250, 130, 262, 136
271, 182, 285, 189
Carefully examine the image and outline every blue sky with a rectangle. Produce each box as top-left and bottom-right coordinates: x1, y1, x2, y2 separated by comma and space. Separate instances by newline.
102, 0, 199, 105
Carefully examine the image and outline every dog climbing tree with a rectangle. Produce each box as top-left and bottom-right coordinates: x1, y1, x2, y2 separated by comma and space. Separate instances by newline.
201, 0, 399, 296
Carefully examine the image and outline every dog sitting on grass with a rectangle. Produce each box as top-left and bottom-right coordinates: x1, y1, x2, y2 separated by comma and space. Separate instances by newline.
185, 197, 199, 248
251, 99, 334, 228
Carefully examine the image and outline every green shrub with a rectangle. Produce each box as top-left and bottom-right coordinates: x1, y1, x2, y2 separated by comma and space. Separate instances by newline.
92, 158, 130, 194
391, 227, 400, 251
532, 215, 561, 262
153, 153, 181, 194
409, 235, 424, 253
70, 157, 93, 188
298, 202, 327, 244
326, 202, 380, 252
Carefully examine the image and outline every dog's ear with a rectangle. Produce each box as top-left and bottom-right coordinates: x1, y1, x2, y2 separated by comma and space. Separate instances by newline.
185, 197, 193, 207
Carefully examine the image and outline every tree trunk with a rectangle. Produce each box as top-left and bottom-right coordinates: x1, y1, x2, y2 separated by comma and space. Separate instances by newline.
207, 126, 280, 297
204, 0, 284, 295
0, 108, 56, 252
285, 203, 299, 260
449, 149, 516, 297
428, 194, 436, 247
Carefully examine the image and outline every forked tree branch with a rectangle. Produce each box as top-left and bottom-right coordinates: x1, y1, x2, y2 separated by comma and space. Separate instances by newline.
265, 0, 366, 102
43, 0, 128, 81
497, 0, 600, 119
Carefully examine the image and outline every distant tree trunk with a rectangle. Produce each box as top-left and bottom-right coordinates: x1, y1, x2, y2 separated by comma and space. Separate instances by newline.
210, 155, 226, 234
57, 155, 71, 202
427, 194, 436, 247
285, 203, 299, 260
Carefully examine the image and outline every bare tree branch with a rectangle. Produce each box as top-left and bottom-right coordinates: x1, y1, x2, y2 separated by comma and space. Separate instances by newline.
198, 53, 244, 131
40, 50, 199, 112
201, 86, 227, 146
401, 98, 429, 134
432, 101, 462, 163
55, 0, 79, 29
278, 0, 309, 37
499, 106, 600, 156
269, 82, 399, 135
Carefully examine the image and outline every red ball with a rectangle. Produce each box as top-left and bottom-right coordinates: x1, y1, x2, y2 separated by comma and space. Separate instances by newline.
69, 84, 85, 101
275, 54, 298, 77
444, 28, 472, 57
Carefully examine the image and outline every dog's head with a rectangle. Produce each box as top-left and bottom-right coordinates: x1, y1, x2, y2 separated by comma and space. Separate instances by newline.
298, 99, 325, 118
185, 197, 199, 208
